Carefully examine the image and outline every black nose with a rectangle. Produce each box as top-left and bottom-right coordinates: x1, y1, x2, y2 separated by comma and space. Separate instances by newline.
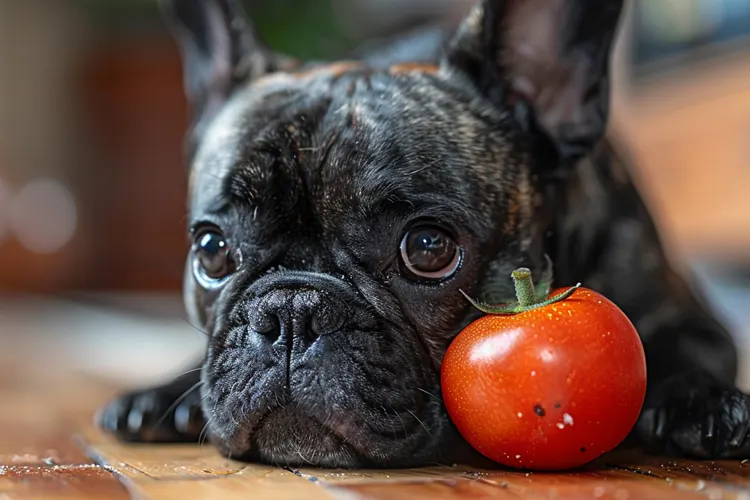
249, 288, 345, 343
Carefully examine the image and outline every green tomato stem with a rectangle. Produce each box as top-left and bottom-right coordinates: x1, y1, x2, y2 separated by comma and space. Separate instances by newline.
461, 258, 582, 315
510, 268, 537, 307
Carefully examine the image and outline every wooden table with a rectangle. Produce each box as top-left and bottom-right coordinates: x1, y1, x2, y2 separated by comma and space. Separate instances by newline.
4, 357, 750, 500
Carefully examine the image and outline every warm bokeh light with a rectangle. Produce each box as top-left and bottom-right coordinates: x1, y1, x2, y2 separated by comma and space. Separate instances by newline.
10, 178, 78, 255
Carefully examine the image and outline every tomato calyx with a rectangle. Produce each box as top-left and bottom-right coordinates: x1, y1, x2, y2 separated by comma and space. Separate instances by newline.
461, 256, 581, 315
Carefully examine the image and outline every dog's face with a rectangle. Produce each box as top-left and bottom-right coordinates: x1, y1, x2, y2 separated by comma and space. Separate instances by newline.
164, 0, 623, 467
186, 65, 534, 467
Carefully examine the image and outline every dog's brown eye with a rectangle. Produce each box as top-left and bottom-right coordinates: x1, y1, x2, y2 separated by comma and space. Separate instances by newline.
400, 227, 461, 280
193, 230, 235, 286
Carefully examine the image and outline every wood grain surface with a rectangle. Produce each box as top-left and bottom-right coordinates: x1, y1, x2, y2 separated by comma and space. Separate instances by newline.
3, 348, 750, 499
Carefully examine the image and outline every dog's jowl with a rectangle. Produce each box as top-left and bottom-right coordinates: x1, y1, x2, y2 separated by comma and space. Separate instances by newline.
98, 0, 750, 467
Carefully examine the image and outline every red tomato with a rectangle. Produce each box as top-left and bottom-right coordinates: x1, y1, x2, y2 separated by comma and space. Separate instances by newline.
441, 287, 646, 470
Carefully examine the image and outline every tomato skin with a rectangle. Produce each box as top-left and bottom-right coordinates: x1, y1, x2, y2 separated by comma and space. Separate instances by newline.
441, 288, 646, 470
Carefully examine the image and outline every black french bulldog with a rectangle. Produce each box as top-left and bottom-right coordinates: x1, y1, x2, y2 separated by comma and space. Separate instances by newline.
98, 0, 750, 467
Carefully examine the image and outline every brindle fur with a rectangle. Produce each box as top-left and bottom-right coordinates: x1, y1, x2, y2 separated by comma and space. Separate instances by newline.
98, 0, 750, 466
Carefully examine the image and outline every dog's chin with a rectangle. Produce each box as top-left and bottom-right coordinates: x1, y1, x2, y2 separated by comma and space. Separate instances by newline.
226, 408, 366, 468
213, 405, 459, 469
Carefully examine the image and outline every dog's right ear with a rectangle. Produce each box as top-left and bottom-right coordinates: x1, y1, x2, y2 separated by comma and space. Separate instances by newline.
160, 0, 296, 147
443, 0, 623, 167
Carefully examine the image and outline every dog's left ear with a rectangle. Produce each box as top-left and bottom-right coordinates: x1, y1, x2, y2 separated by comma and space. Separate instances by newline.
444, 0, 624, 163
160, 0, 296, 147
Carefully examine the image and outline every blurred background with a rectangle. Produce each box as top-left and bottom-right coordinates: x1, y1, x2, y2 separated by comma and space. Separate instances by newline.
0, 0, 748, 387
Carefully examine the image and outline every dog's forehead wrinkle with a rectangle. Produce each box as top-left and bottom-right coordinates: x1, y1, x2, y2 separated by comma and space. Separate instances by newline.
192, 67, 524, 260
191, 85, 298, 211
193, 86, 336, 217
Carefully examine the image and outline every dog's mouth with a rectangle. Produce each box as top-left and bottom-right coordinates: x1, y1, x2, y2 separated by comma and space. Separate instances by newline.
234, 406, 367, 468
208, 386, 456, 468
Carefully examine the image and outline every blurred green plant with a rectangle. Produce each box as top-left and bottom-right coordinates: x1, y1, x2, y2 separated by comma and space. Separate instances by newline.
73, 0, 354, 59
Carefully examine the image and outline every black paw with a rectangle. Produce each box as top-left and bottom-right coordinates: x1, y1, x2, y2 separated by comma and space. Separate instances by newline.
637, 371, 750, 459
97, 371, 206, 443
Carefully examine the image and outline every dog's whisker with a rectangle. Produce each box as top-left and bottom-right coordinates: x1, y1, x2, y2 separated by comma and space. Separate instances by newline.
388, 405, 409, 441
407, 409, 432, 438
273, 391, 287, 410
199, 398, 219, 447
320, 408, 333, 429
416, 387, 441, 401
173, 367, 203, 379
381, 405, 400, 441
181, 318, 210, 338
152, 381, 204, 430
199, 416, 214, 446
287, 425, 314, 465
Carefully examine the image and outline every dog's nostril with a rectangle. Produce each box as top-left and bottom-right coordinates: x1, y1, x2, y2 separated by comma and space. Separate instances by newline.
309, 315, 324, 336
309, 312, 343, 337
250, 312, 280, 338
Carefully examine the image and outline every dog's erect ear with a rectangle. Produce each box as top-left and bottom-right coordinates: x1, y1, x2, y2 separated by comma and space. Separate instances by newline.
160, 0, 295, 143
444, 0, 623, 163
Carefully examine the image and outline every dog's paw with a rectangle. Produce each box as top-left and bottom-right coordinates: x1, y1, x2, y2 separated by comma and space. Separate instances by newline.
637, 371, 750, 459
97, 377, 205, 443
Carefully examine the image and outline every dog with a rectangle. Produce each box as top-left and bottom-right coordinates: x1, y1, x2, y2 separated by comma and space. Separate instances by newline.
98, 0, 750, 468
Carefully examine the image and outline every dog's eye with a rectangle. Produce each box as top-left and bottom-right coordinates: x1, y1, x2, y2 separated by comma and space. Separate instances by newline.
192, 229, 236, 286
400, 226, 461, 280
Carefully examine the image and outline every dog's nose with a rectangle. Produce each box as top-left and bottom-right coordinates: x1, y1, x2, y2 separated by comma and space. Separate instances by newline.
249, 288, 345, 342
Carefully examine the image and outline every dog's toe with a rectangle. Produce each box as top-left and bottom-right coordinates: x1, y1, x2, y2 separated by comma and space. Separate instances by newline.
97, 393, 135, 436
715, 389, 750, 458
728, 420, 750, 450
667, 412, 716, 459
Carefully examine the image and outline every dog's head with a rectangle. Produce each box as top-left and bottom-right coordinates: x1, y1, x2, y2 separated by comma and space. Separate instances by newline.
163, 0, 623, 467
